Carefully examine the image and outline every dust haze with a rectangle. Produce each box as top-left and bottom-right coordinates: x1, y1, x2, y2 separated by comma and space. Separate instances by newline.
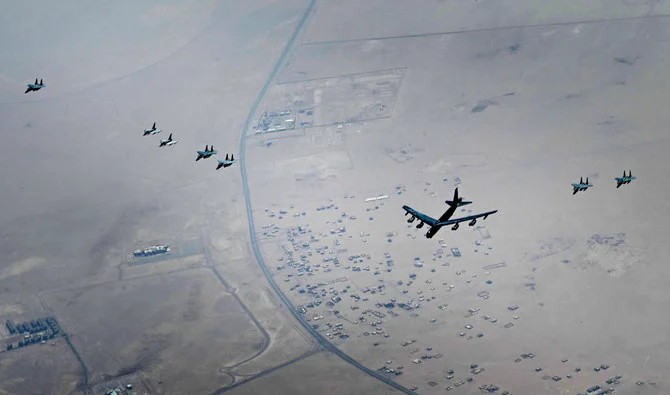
0, 1, 668, 394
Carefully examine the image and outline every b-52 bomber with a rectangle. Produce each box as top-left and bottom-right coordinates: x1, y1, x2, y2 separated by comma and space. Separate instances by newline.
159, 133, 178, 147
25, 79, 46, 94
403, 188, 498, 239
216, 154, 237, 170
196, 145, 217, 161
571, 177, 593, 195
615, 170, 636, 188
143, 122, 161, 136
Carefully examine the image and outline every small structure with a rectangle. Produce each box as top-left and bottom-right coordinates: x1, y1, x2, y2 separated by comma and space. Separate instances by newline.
365, 195, 389, 202
133, 245, 170, 257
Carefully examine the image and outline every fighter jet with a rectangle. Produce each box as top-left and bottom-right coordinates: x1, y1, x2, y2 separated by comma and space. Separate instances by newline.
25, 79, 46, 94
143, 122, 161, 136
615, 170, 636, 188
402, 188, 498, 239
216, 154, 238, 170
196, 145, 217, 161
571, 177, 593, 195
159, 133, 178, 147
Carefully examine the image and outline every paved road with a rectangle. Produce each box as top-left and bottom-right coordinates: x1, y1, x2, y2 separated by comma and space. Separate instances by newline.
236, 1, 415, 394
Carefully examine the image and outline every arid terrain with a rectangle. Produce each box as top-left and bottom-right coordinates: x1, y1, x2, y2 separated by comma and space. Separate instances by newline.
1, 1, 669, 394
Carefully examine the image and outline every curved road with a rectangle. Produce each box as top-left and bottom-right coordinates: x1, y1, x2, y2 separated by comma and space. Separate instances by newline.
237, 1, 415, 394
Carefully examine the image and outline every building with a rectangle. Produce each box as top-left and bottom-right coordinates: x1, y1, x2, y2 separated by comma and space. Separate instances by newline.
133, 245, 170, 257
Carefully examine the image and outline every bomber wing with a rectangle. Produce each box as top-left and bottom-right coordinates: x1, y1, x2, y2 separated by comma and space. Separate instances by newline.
435, 210, 498, 227
402, 205, 438, 227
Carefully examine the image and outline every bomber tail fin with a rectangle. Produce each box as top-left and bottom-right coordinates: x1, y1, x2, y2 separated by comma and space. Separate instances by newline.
168, 133, 172, 140
231, 154, 234, 161
39, 79, 43, 85
34, 79, 38, 84
445, 188, 461, 207
586, 177, 589, 185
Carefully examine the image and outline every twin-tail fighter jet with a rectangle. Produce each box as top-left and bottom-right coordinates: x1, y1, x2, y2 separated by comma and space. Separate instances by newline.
216, 154, 238, 170
25, 79, 46, 94
402, 188, 498, 239
159, 133, 178, 147
615, 170, 636, 188
143, 122, 161, 136
196, 145, 217, 161
571, 177, 593, 195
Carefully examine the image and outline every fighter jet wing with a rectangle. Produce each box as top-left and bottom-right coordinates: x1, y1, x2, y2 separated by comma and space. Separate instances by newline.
402, 205, 438, 226
435, 210, 498, 227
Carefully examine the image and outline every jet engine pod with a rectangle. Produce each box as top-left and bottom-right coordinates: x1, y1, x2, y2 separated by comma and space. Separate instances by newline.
416, 221, 424, 229
407, 216, 416, 223
451, 223, 459, 231
469, 219, 477, 226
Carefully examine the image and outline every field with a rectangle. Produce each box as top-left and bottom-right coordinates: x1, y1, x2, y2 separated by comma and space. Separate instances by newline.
43, 269, 265, 393
0, 339, 82, 395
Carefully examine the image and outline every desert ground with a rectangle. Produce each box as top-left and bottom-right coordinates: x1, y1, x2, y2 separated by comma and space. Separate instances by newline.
1, 0, 670, 394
